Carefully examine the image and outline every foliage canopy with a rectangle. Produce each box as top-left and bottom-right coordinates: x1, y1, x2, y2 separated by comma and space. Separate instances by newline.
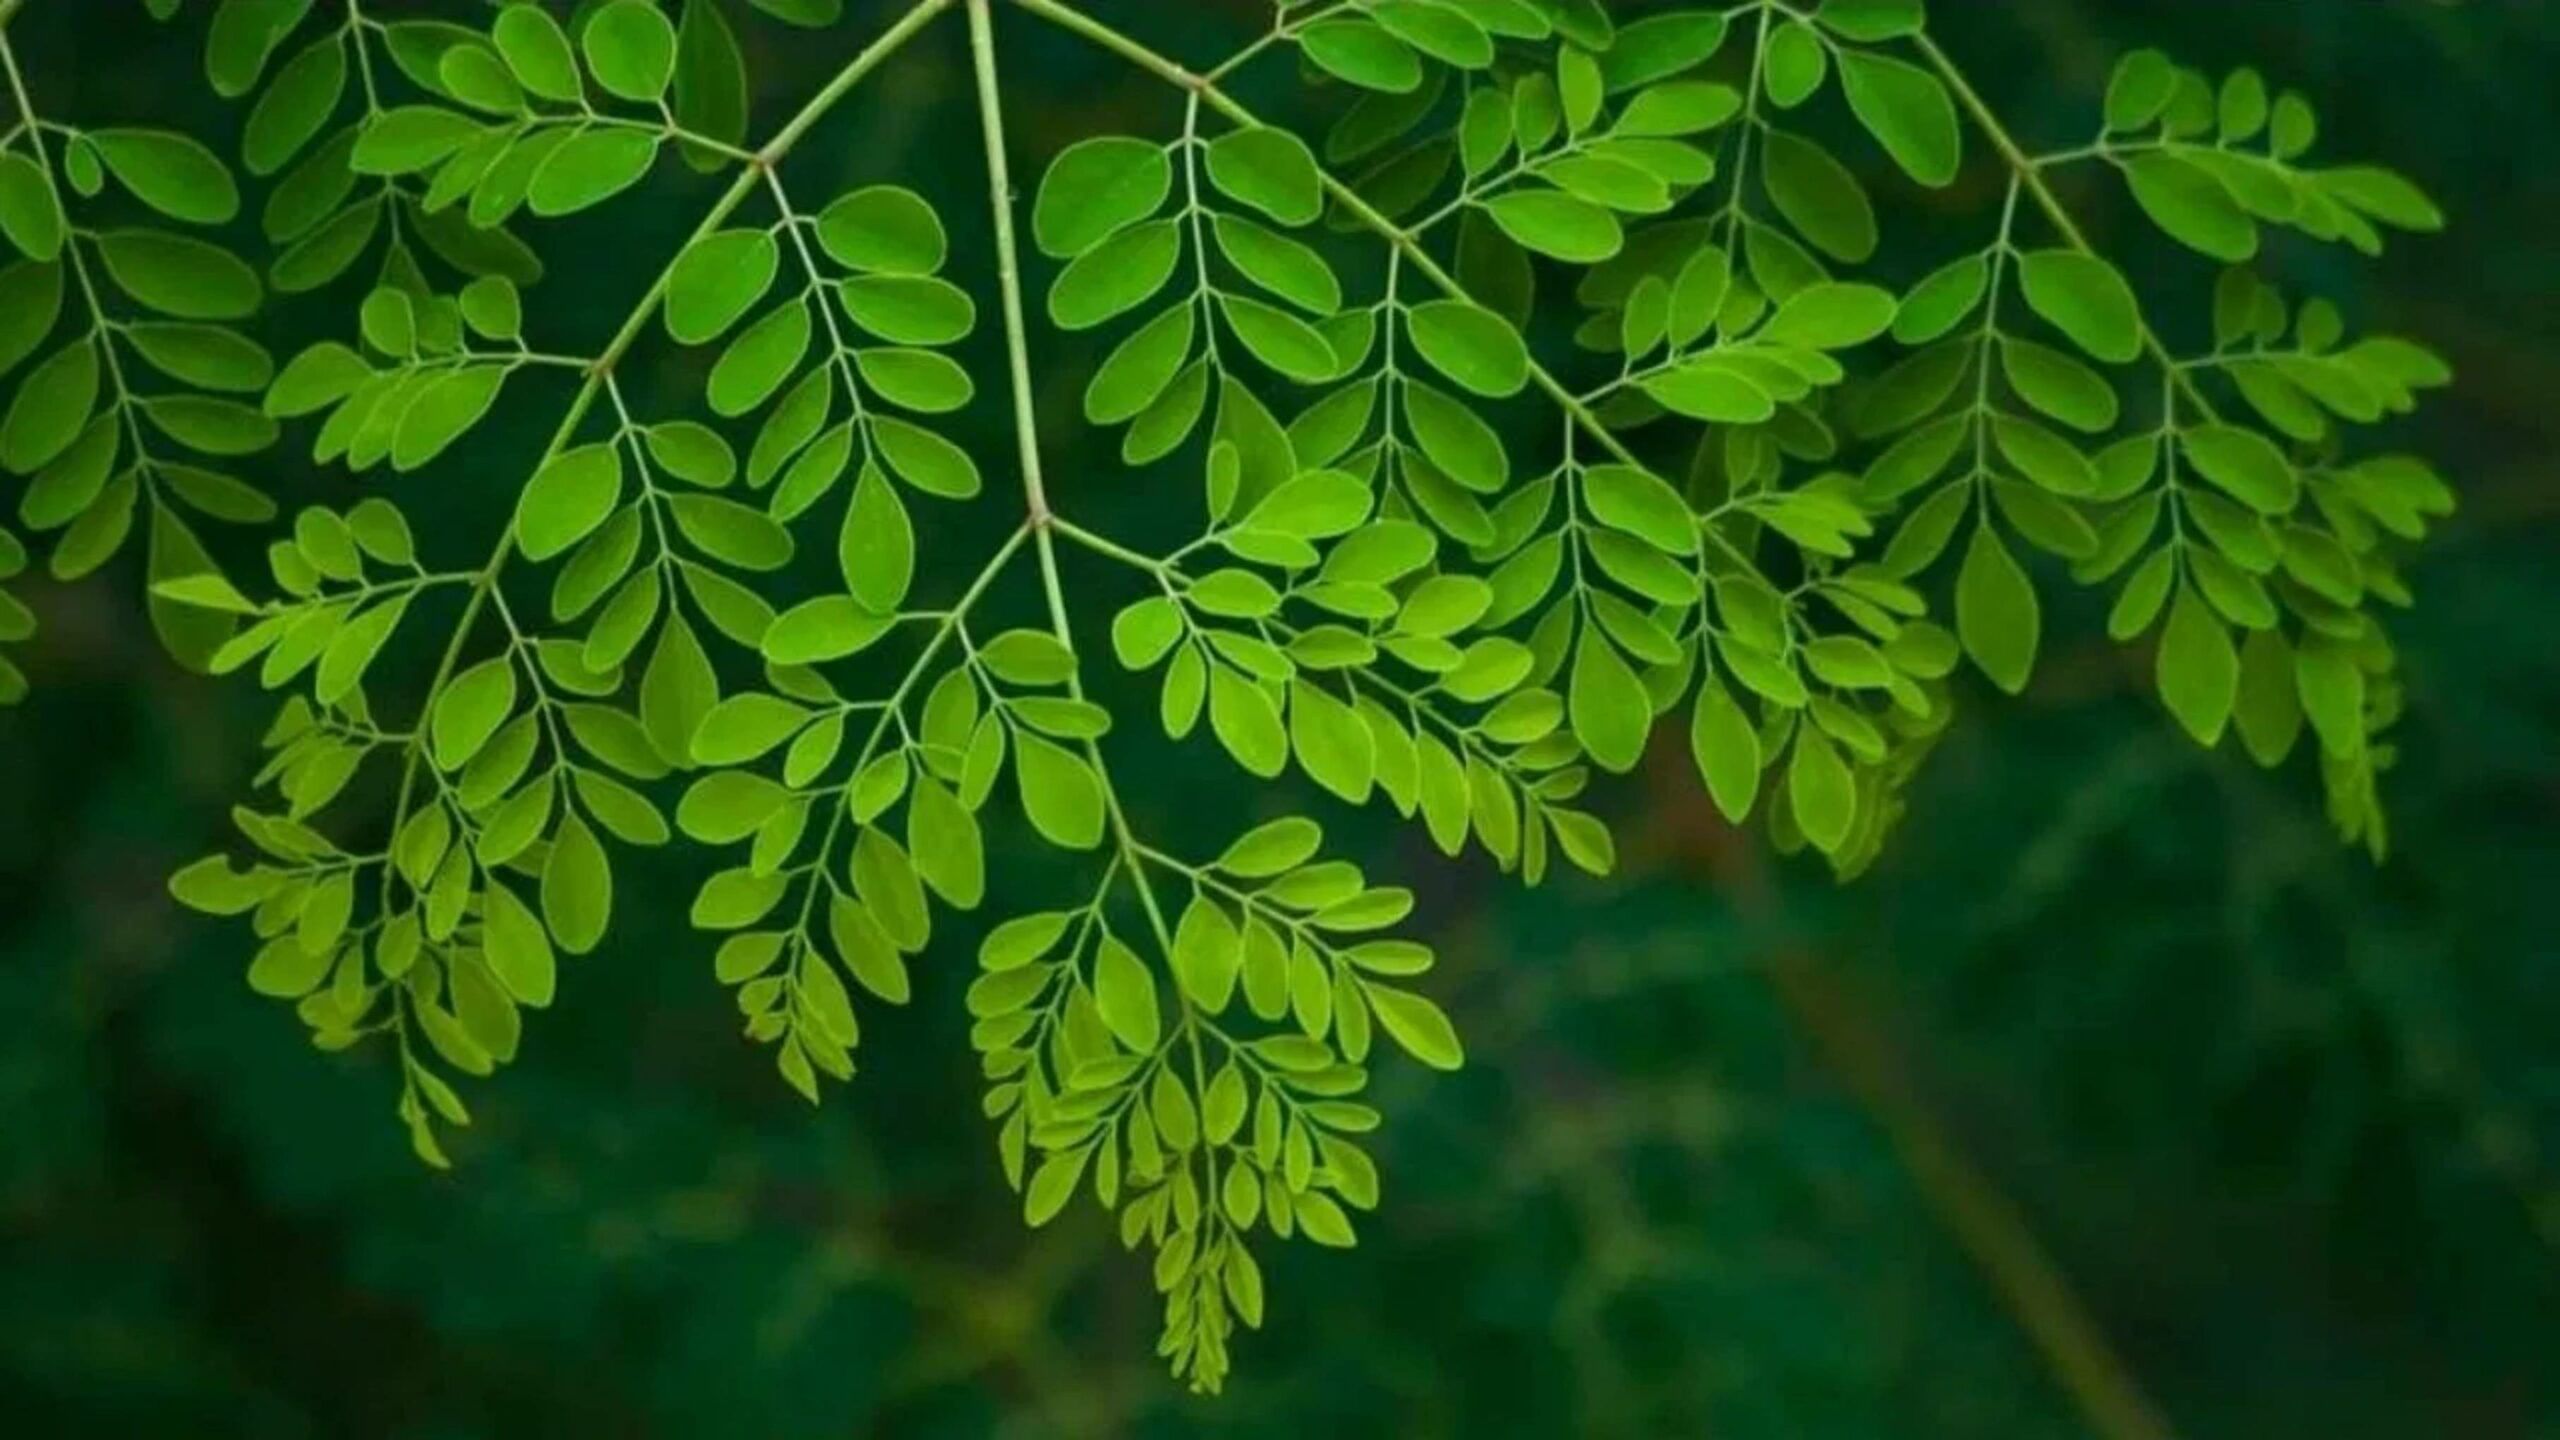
0, 0, 2450, 1390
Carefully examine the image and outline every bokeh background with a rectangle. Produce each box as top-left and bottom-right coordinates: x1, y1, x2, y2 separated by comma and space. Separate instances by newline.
3, 0, 2555, 1435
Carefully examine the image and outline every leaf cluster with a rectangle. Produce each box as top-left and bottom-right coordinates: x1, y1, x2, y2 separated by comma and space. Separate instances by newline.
0, 0, 2453, 1391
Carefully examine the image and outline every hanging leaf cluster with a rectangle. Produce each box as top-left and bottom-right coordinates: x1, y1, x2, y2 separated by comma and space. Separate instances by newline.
0, 0, 2451, 1392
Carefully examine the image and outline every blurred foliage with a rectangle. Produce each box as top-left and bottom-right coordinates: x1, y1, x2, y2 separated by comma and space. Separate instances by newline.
3, 0, 2555, 1435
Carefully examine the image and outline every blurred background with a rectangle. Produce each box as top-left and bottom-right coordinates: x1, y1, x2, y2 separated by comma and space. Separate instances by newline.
2, 0, 2554, 1435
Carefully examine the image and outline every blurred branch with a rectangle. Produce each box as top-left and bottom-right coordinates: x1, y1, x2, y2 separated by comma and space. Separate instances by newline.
1690, 822, 2181, 1440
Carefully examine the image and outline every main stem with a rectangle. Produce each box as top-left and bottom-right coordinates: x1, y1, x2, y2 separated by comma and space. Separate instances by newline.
964, 0, 1176, 952
966, 9, 1054, 536
967, 0, 1220, 1235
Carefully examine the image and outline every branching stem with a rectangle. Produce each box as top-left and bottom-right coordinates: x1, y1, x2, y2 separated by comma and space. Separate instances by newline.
1910, 32, 2221, 427
375, 0, 957, 918
966, 0, 1188, 947
968, 0, 1229, 1276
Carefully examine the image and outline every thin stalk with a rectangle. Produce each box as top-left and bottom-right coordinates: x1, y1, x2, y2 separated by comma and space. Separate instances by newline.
966, 6, 1057, 535
582, 111, 761, 166
967, 0, 1224, 1277
1716, 1, 1774, 249
762, 163, 878, 456
964, 0, 1178, 942
965, 0, 1188, 958
1200, 0, 1349, 86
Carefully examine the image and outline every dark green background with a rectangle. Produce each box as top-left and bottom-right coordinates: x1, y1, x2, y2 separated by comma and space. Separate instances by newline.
3, 0, 2554, 1435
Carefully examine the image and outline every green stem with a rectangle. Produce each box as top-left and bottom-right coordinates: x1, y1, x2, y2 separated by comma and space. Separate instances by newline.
762, 163, 878, 458
966, 0, 1183, 954
579, 112, 761, 166
1199, 0, 1349, 85
968, 0, 1225, 1275
1716, 1, 1773, 249
966, 11, 1056, 536
1042, 515, 1161, 574
1967, 177, 2024, 488
343, 0, 382, 110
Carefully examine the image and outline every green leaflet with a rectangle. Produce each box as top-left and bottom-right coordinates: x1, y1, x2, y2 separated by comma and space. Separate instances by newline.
1836, 50, 1960, 187
1220, 294, 1338, 383
1604, 14, 1729, 88
840, 275, 976, 347
582, 0, 677, 103
2181, 424, 2301, 514
1762, 130, 1875, 263
1053, 219, 1183, 329
482, 878, 558, 1007
495, 6, 583, 101
1206, 127, 1324, 226
1763, 19, 1828, 106
542, 814, 614, 955
1484, 190, 1623, 262
2125, 152, 2258, 261
666, 230, 778, 344
89, 130, 242, 224
1405, 300, 1529, 398
1092, 934, 1162, 1052
1402, 380, 1506, 493
517, 445, 622, 561
1014, 732, 1105, 850
2105, 49, 2178, 132
1957, 524, 2040, 695
817, 185, 947, 275
673, 0, 750, 170
1787, 727, 1857, 855
2017, 250, 2143, 364
1211, 216, 1338, 318
1034, 137, 1170, 258
2156, 583, 2239, 746
1300, 19, 1425, 95
0, 153, 65, 260
527, 130, 661, 217
1, 340, 98, 474
95, 230, 262, 320
1569, 631, 1650, 773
